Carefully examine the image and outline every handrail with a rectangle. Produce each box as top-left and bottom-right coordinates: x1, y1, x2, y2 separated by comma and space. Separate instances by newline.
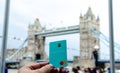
6, 38, 28, 60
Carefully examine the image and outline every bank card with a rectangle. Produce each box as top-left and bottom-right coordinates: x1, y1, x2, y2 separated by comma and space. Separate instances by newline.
49, 40, 68, 68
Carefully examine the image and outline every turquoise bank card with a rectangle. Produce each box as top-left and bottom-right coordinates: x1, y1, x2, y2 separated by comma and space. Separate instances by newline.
49, 40, 68, 68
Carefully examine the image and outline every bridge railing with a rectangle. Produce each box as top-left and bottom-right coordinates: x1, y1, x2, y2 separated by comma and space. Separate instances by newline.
6, 38, 28, 60
91, 28, 120, 60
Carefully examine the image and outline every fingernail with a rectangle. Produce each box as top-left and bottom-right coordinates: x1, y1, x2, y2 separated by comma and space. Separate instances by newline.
50, 64, 56, 68
49, 64, 53, 67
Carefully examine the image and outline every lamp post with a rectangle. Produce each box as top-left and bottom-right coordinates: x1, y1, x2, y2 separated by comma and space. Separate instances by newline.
93, 45, 99, 67
0, 0, 10, 73
94, 45, 99, 50
108, 0, 115, 73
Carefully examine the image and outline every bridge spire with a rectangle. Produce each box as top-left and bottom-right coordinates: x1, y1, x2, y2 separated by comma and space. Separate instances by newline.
85, 7, 95, 20
86, 7, 93, 16
79, 7, 100, 67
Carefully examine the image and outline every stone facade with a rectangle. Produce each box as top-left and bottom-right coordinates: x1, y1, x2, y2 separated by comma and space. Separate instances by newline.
73, 7, 100, 67
80, 7, 100, 60
27, 18, 47, 60
6, 48, 18, 58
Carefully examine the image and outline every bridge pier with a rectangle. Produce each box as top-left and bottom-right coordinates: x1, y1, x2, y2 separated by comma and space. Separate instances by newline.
73, 59, 95, 68
73, 56, 95, 67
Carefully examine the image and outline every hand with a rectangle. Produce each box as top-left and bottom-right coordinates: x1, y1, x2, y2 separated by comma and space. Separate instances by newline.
18, 62, 58, 73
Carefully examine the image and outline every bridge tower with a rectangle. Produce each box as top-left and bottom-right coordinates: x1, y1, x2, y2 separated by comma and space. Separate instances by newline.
27, 18, 47, 60
77, 7, 100, 67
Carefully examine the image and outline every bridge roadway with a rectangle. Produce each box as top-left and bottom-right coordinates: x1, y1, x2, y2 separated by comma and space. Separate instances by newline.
98, 59, 120, 63
34, 25, 80, 37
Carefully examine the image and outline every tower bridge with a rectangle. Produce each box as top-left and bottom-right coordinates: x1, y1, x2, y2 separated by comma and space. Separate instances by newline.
5, 7, 100, 67
25, 7, 100, 67
6, 7, 105, 67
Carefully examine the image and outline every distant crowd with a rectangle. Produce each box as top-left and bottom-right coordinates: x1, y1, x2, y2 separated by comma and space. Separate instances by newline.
58, 66, 111, 73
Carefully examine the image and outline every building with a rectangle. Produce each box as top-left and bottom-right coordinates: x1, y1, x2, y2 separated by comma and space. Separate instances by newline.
6, 48, 18, 58
73, 7, 100, 67
27, 18, 47, 60
26, 7, 100, 67
80, 7, 100, 60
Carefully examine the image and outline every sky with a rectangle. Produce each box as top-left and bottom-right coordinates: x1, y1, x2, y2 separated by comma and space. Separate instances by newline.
0, 0, 120, 60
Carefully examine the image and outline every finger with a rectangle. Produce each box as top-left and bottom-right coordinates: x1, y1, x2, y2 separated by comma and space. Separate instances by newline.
54, 68, 58, 73
36, 64, 53, 73
29, 62, 49, 70
50, 68, 58, 73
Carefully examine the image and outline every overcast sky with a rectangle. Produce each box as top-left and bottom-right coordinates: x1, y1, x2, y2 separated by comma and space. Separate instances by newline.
0, 0, 120, 60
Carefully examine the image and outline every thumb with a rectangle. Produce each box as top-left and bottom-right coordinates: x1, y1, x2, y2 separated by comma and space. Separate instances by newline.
36, 64, 53, 73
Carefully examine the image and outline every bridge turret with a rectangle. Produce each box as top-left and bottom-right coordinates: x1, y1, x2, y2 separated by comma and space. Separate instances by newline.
79, 7, 100, 60
96, 16, 100, 23
27, 18, 47, 61
84, 7, 95, 21
80, 13, 83, 19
